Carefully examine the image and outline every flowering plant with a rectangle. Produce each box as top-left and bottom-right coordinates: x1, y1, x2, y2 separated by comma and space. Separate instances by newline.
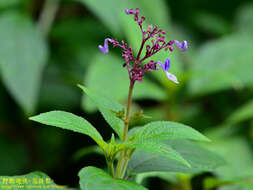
29, 8, 222, 190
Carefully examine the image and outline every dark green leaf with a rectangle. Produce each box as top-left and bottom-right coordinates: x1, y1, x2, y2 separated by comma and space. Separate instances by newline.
127, 140, 225, 175
129, 139, 190, 167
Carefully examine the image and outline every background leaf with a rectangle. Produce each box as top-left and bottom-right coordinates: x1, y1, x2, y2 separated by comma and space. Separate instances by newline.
225, 100, 253, 125
0, 11, 48, 114
189, 35, 253, 96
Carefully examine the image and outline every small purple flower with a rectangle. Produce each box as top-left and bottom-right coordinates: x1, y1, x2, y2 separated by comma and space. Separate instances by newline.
156, 59, 179, 84
173, 40, 188, 51
98, 38, 112, 54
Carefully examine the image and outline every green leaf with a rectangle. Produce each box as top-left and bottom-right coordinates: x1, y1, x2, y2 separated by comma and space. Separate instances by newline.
129, 139, 191, 168
29, 111, 106, 149
225, 100, 253, 125
0, 171, 74, 190
79, 166, 147, 190
189, 35, 253, 96
78, 84, 124, 139
82, 53, 166, 112
132, 121, 210, 142
127, 140, 225, 175
0, 11, 48, 114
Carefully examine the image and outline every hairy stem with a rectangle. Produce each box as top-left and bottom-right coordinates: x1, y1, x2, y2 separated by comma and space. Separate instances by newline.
37, 0, 60, 36
115, 81, 135, 178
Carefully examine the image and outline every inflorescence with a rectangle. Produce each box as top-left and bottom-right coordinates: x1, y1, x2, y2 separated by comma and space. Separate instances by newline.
98, 8, 188, 84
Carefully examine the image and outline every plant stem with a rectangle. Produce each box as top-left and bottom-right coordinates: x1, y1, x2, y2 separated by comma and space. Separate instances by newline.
115, 81, 135, 178
136, 38, 145, 61
37, 0, 60, 36
106, 159, 115, 177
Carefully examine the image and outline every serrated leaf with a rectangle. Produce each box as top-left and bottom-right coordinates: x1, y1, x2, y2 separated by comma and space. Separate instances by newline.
82, 53, 166, 112
132, 121, 210, 142
78, 84, 124, 139
225, 100, 253, 125
189, 35, 253, 96
129, 139, 191, 168
79, 166, 147, 190
0, 11, 48, 114
127, 140, 225, 175
0, 171, 74, 190
29, 111, 106, 149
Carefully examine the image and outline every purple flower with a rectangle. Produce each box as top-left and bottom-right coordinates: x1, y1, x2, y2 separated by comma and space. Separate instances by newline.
98, 38, 112, 54
156, 59, 179, 84
173, 40, 188, 51
98, 9, 187, 84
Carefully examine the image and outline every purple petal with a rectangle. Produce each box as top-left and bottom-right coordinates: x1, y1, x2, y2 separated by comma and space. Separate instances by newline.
125, 9, 134, 14
165, 72, 179, 84
155, 61, 166, 71
98, 38, 112, 54
164, 58, 170, 71
173, 40, 188, 51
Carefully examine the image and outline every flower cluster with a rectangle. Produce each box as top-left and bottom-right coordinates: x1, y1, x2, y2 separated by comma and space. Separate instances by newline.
98, 8, 188, 84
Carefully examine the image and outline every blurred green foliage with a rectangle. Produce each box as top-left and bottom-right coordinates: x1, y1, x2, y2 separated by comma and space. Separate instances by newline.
0, 0, 253, 189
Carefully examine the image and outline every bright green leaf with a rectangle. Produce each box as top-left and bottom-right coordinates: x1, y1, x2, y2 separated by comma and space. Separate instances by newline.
132, 121, 210, 142
0, 11, 48, 114
29, 111, 106, 148
127, 140, 225, 175
79, 166, 147, 190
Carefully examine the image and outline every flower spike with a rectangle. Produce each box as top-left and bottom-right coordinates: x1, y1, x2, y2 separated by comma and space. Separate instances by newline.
156, 59, 179, 84
99, 8, 187, 84
98, 38, 112, 54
